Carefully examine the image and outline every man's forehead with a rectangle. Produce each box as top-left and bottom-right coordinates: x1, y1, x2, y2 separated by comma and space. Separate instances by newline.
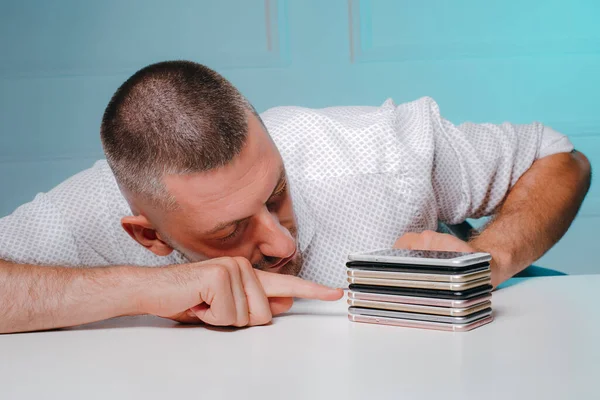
202, 166, 286, 235
164, 156, 284, 230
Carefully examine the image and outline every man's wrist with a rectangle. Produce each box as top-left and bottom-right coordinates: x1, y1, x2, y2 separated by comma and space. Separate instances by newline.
468, 238, 517, 286
122, 264, 188, 317
103, 265, 155, 317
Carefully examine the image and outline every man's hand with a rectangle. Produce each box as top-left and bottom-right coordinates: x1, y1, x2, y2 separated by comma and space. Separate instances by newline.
140, 257, 344, 327
394, 230, 475, 254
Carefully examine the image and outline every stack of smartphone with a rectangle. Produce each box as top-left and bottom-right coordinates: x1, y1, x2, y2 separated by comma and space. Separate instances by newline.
346, 249, 494, 332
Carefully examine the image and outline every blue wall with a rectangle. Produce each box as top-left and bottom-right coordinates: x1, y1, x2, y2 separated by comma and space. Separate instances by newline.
1, 0, 599, 274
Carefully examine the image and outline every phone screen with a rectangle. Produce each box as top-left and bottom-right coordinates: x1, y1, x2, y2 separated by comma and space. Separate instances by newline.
358, 249, 473, 260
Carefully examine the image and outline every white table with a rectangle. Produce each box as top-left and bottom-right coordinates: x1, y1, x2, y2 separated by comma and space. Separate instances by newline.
1, 275, 599, 400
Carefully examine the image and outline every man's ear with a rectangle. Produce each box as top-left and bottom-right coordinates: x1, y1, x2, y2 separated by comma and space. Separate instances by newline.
121, 215, 174, 256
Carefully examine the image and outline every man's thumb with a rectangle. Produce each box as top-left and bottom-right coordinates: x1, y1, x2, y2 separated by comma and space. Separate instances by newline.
269, 297, 294, 315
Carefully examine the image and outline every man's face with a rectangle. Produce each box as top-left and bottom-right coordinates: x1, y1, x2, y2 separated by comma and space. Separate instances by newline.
145, 114, 301, 275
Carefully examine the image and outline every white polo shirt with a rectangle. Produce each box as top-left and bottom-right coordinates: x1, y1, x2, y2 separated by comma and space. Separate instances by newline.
0, 97, 573, 287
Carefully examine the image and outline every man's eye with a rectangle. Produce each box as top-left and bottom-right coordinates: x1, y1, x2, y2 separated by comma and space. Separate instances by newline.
267, 196, 283, 211
267, 182, 287, 211
219, 227, 241, 242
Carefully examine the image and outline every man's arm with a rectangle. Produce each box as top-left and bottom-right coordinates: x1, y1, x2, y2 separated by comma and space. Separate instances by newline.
0, 261, 143, 333
469, 150, 591, 286
393, 98, 590, 286
0, 258, 343, 334
395, 151, 591, 287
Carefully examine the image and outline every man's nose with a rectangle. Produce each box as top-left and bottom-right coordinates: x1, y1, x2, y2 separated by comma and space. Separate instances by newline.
255, 207, 296, 259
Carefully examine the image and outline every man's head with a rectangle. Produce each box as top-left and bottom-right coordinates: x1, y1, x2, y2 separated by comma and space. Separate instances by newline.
100, 61, 300, 275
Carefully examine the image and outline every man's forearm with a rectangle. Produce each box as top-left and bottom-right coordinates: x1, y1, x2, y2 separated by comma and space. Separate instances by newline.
469, 151, 592, 286
0, 260, 148, 334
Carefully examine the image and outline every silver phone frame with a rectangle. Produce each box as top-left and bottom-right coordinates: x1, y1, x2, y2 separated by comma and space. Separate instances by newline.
346, 268, 491, 283
347, 249, 491, 266
348, 306, 493, 324
348, 298, 492, 317
347, 276, 491, 291
347, 290, 492, 308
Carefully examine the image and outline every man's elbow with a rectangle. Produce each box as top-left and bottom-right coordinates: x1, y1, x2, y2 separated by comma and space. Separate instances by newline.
534, 149, 592, 199
570, 150, 592, 192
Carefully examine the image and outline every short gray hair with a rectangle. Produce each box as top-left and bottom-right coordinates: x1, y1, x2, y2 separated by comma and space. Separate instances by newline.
100, 60, 254, 208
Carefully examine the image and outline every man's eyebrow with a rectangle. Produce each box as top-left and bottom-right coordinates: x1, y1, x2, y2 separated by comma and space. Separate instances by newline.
204, 166, 286, 236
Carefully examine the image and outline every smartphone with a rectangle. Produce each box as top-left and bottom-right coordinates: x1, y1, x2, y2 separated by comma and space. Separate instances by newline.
347, 290, 492, 308
348, 249, 491, 268
346, 260, 490, 274
348, 284, 493, 300
347, 276, 491, 291
346, 268, 491, 283
348, 306, 492, 324
348, 313, 494, 332
347, 298, 492, 317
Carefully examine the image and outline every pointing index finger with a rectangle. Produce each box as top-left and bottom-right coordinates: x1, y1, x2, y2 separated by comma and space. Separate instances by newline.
256, 270, 344, 301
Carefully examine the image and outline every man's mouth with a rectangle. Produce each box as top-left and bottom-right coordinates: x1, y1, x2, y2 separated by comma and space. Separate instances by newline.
267, 249, 297, 272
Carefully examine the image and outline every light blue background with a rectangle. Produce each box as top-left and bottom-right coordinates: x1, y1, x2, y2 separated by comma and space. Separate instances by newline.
1, 0, 598, 274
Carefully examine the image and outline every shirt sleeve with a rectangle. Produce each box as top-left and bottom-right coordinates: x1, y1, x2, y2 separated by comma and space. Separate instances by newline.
428, 100, 574, 224
539, 125, 574, 158
0, 192, 81, 266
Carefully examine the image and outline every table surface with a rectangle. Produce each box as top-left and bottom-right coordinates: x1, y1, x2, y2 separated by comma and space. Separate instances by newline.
1, 275, 599, 400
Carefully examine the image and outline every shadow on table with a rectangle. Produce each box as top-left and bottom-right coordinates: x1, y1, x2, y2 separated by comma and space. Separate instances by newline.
62, 316, 245, 332
62, 312, 329, 332
281, 311, 345, 318
497, 265, 567, 290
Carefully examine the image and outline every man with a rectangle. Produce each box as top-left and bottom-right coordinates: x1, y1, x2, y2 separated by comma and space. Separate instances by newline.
0, 61, 591, 334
